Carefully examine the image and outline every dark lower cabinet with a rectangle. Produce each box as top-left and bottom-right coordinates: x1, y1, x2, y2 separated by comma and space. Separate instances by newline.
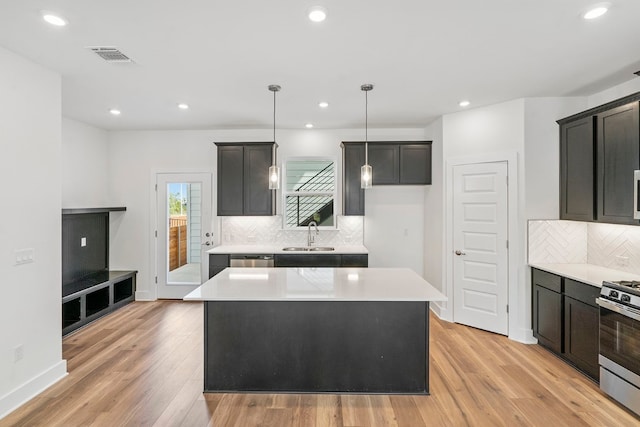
209, 253, 368, 278
532, 284, 563, 353
274, 254, 368, 268
531, 268, 600, 381
564, 296, 599, 379
208, 254, 230, 278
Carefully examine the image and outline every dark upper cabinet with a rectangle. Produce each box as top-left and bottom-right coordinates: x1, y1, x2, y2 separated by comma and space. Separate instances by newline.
400, 144, 432, 185
369, 144, 399, 184
596, 102, 640, 224
560, 116, 595, 221
341, 142, 365, 216
558, 93, 640, 225
341, 141, 432, 216
216, 142, 274, 216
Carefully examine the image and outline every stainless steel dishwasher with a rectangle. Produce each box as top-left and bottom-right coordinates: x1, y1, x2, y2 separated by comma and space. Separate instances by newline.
229, 254, 274, 268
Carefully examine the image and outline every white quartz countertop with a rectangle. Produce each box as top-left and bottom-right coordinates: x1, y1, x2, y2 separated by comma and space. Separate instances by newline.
207, 244, 368, 254
184, 267, 447, 302
529, 263, 640, 288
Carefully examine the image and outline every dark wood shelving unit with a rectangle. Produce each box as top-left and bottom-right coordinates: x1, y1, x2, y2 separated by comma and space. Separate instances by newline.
62, 207, 136, 336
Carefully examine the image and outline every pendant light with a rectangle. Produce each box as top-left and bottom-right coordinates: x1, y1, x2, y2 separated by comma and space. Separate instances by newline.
361, 84, 374, 189
268, 84, 281, 190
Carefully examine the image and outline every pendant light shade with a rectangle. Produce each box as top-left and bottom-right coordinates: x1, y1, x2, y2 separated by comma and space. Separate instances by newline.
361, 84, 374, 189
268, 84, 281, 190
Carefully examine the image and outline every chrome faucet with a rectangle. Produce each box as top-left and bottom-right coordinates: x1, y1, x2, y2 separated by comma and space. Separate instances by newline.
307, 221, 319, 247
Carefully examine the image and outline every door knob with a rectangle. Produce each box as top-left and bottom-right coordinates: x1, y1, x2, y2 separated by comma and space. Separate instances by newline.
202, 241, 211, 246
205, 232, 212, 237
455, 250, 466, 256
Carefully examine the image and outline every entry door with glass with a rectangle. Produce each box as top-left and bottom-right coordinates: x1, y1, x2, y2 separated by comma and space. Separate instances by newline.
156, 173, 212, 299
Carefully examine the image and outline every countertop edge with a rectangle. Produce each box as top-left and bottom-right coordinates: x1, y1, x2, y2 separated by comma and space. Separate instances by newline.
529, 263, 640, 288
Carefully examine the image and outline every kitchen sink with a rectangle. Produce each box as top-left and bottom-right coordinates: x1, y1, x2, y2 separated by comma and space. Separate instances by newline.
282, 246, 335, 251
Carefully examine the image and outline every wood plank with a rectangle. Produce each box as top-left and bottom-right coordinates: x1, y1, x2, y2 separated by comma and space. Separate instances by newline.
2, 301, 639, 426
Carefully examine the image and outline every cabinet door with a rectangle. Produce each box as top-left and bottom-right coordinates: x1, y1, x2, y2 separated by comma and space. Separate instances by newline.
560, 117, 595, 221
400, 144, 432, 184
532, 284, 563, 353
341, 254, 368, 267
368, 144, 399, 185
244, 144, 274, 216
597, 102, 640, 224
342, 143, 365, 215
217, 146, 244, 216
564, 296, 599, 380
274, 254, 342, 267
209, 254, 230, 279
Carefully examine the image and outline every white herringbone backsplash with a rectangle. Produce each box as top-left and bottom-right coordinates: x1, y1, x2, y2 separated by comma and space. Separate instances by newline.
528, 220, 587, 264
528, 220, 640, 273
220, 215, 364, 247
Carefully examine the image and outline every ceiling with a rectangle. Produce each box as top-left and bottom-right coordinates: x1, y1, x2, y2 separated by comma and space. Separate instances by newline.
1, 0, 639, 131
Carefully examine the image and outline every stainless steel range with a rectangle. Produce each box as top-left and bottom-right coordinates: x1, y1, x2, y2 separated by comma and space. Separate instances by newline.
597, 280, 640, 416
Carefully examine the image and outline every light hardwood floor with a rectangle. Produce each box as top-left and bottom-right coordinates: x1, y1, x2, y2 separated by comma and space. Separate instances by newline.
2, 300, 639, 426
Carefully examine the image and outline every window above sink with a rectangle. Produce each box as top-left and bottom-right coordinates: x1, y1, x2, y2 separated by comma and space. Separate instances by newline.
283, 158, 337, 230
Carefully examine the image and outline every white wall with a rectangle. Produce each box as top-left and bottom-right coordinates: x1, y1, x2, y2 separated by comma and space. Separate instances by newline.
61, 118, 110, 208
0, 47, 66, 418
587, 78, 640, 108
423, 117, 444, 315
107, 127, 426, 299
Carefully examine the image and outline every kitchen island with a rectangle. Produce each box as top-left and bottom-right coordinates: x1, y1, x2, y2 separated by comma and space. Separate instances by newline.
184, 267, 446, 394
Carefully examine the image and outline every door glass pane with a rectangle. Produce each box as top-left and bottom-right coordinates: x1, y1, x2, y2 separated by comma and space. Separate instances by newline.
167, 182, 202, 285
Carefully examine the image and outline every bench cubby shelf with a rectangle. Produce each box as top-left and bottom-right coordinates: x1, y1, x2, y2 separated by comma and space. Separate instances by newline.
62, 270, 137, 336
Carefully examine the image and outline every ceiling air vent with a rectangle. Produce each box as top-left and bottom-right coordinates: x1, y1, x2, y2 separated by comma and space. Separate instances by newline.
87, 47, 132, 63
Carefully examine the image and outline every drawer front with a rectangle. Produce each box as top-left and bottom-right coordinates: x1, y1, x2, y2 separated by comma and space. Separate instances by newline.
532, 268, 562, 293
341, 254, 368, 267
274, 254, 342, 267
564, 278, 600, 308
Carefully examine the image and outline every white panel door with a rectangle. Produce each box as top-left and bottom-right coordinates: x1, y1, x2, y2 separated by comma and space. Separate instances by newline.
453, 162, 508, 335
156, 173, 212, 299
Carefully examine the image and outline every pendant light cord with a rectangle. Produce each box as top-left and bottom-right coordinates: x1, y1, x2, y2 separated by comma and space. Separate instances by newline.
365, 89, 369, 165
273, 87, 277, 164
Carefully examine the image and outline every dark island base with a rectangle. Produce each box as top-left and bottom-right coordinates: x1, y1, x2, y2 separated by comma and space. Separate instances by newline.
204, 301, 429, 394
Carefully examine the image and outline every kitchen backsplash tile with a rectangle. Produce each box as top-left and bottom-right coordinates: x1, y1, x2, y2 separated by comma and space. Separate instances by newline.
587, 223, 640, 273
528, 220, 587, 264
528, 220, 640, 274
220, 215, 364, 247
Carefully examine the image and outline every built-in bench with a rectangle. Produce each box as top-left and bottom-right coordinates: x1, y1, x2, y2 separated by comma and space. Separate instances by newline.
62, 207, 136, 336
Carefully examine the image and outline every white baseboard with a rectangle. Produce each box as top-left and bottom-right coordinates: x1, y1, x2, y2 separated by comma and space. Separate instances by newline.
429, 301, 450, 321
0, 360, 67, 420
135, 290, 156, 301
509, 328, 538, 344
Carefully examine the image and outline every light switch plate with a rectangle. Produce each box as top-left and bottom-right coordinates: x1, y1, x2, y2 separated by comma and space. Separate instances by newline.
15, 248, 35, 265
81, 237, 87, 247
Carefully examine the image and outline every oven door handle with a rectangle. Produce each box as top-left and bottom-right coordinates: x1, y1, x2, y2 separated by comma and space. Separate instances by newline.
634, 170, 640, 220
597, 297, 640, 322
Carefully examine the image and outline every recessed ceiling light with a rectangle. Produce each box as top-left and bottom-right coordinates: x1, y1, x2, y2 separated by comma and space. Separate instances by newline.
583, 3, 610, 20
308, 6, 327, 22
305, 123, 314, 129
318, 101, 329, 108
42, 12, 67, 27
177, 103, 189, 110
459, 100, 470, 107
109, 109, 121, 116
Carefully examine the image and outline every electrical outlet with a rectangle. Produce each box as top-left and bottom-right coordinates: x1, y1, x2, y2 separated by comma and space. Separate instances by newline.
14, 344, 24, 362
616, 255, 629, 267
81, 237, 87, 247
